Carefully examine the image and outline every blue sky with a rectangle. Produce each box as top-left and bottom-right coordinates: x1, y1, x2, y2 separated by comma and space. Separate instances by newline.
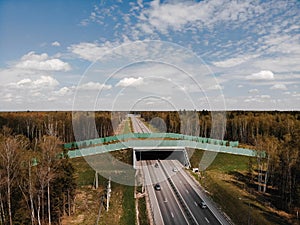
0, 0, 299, 111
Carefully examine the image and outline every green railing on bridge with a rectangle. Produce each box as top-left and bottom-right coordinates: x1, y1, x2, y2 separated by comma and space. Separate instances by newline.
64, 133, 237, 149
64, 133, 265, 158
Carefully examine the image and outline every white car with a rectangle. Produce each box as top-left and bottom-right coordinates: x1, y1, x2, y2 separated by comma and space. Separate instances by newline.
172, 168, 178, 172
200, 201, 207, 208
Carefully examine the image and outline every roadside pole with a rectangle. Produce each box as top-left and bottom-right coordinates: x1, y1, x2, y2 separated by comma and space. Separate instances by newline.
107, 177, 111, 211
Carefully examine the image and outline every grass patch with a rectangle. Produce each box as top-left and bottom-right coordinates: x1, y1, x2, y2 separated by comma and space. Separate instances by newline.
64, 155, 136, 225
123, 119, 132, 134
198, 171, 272, 225
187, 148, 204, 168
189, 149, 249, 172
207, 152, 250, 172
189, 149, 291, 225
71, 157, 98, 186
120, 185, 136, 225
110, 149, 133, 165
138, 197, 150, 225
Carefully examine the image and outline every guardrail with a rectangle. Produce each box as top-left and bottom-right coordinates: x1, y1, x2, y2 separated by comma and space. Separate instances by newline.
64, 133, 237, 150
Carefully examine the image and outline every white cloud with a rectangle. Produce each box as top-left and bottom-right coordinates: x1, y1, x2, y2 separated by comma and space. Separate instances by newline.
270, 83, 287, 90
68, 42, 120, 61
116, 77, 144, 87
214, 57, 247, 68
2, 93, 13, 102
133, 0, 264, 35
246, 70, 274, 80
55, 87, 73, 96
261, 95, 271, 99
33, 75, 59, 87
9, 76, 59, 90
252, 56, 300, 74
17, 78, 32, 86
51, 41, 61, 47
248, 89, 259, 94
213, 55, 258, 68
244, 94, 270, 103
207, 84, 223, 91
77, 82, 112, 91
15, 51, 71, 71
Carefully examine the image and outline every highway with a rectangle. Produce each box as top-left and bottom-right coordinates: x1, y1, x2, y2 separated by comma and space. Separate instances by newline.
161, 160, 222, 225
129, 114, 152, 133
131, 114, 230, 225
141, 159, 224, 225
142, 160, 189, 225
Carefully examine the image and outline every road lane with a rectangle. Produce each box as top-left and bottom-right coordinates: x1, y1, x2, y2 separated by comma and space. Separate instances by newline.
162, 160, 222, 225
144, 160, 189, 225
129, 114, 151, 133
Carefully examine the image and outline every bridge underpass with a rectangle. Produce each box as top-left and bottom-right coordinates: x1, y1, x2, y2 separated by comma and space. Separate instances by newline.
133, 147, 191, 169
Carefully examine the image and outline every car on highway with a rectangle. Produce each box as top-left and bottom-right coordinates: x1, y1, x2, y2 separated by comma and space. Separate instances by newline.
200, 201, 207, 208
154, 163, 159, 168
154, 183, 161, 191
172, 168, 178, 172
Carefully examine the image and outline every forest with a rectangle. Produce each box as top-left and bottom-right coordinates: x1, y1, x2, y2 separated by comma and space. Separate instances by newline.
0, 110, 299, 224
140, 110, 300, 214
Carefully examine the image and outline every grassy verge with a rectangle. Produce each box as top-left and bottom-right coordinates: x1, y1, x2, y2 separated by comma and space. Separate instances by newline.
138, 196, 150, 225
123, 118, 132, 134
120, 185, 136, 225
71, 157, 99, 186
63, 152, 136, 225
189, 150, 291, 225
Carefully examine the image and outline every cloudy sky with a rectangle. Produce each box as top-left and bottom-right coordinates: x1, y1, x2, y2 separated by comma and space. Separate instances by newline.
0, 0, 299, 111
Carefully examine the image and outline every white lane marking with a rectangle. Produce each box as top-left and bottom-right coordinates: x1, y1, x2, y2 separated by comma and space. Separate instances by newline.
171, 212, 174, 218
194, 201, 198, 206
205, 217, 210, 223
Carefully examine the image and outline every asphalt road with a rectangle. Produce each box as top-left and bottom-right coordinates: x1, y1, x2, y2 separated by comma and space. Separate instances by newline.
142, 160, 189, 225
129, 114, 151, 133
141, 159, 226, 225
161, 160, 222, 225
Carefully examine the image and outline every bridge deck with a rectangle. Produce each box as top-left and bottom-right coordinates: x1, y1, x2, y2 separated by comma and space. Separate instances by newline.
64, 133, 265, 158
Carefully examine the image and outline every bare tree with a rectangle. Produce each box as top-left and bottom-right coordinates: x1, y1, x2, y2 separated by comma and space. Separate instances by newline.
19, 149, 38, 225
0, 127, 21, 225
38, 135, 61, 225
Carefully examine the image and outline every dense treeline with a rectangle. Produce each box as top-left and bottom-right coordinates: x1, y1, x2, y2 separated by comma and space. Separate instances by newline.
0, 111, 126, 143
0, 111, 127, 225
139, 111, 300, 213
0, 127, 76, 225
139, 110, 300, 143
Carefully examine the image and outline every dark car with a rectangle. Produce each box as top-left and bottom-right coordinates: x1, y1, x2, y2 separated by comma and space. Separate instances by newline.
154, 183, 161, 191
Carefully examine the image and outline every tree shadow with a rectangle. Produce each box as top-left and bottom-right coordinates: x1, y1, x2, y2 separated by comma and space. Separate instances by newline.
225, 171, 292, 225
